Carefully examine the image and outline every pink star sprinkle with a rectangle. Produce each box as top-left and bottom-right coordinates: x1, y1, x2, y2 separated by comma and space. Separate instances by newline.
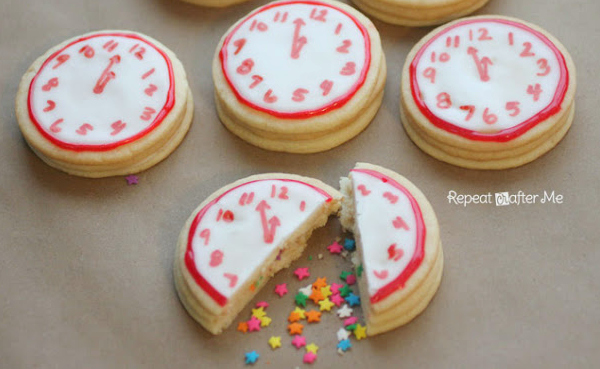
125, 175, 138, 185
247, 316, 261, 332
291, 335, 307, 349
274, 283, 288, 297
344, 316, 358, 326
330, 294, 344, 307
330, 283, 344, 294
303, 352, 317, 364
294, 267, 310, 281
327, 241, 343, 254
346, 274, 357, 285
256, 301, 269, 309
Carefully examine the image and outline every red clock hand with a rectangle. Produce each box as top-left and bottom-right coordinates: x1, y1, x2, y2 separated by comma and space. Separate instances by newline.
467, 47, 493, 82
93, 55, 121, 94
291, 18, 307, 60
255, 200, 281, 244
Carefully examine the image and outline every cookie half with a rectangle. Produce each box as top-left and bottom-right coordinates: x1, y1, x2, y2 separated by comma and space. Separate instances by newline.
351, 0, 490, 27
174, 174, 341, 334
16, 30, 193, 178
213, 0, 386, 153
401, 16, 576, 170
340, 163, 443, 335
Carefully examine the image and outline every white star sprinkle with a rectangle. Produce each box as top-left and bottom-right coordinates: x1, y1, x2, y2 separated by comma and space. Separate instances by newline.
337, 304, 353, 318
337, 327, 351, 341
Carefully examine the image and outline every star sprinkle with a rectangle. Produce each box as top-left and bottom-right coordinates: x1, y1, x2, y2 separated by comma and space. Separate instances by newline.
344, 316, 358, 326
356, 264, 364, 277
244, 351, 259, 365
312, 277, 327, 290
237, 321, 249, 333
247, 316, 262, 332
305, 310, 322, 323
346, 324, 357, 331
344, 238, 356, 251
309, 289, 325, 304
354, 324, 367, 340
306, 343, 319, 354
318, 298, 335, 312
330, 294, 344, 307
125, 175, 138, 185
288, 322, 304, 335
298, 284, 313, 296
288, 311, 302, 323
339, 284, 352, 297
274, 283, 288, 297
330, 283, 344, 294
291, 335, 307, 349
327, 241, 343, 254
337, 304, 353, 318
268, 336, 282, 349
294, 267, 310, 280
320, 285, 332, 298
337, 339, 352, 352
292, 307, 306, 320
295, 292, 308, 307
259, 316, 272, 327
345, 292, 361, 307
252, 307, 266, 319
337, 328, 351, 341
346, 274, 357, 285
340, 271, 352, 281
303, 352, 317, 364
255, 301, 269, 309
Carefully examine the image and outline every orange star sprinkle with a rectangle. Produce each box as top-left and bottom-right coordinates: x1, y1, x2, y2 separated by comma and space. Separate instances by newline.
288, 311, 301, 323
288, 322, 304, 335
309, 289, 325, 304
305, 310, 322, 323
237, 321, 248, 333
312, 277, 327, 290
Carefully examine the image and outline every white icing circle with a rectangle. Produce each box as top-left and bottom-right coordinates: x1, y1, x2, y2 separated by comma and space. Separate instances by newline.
29, 32, 173, 149
414, 19, 565, 134
221, 1, 369, 116
189, 179, 330, 300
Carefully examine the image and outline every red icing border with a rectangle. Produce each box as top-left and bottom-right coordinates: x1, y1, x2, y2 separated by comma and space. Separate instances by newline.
27, 32, 176, 152
219, 0, 372, 119
351, 169, 426, 304
185, 178, 334, 307
409, 18, 569, 142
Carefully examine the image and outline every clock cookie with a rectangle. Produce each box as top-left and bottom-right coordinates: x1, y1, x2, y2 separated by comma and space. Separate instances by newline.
351, 0, 490, 27
339, 163, 443, 335
15, 30, 193, 178
401, 16, 576, 169
174, 173, 341, 334
213, 0, 386, 153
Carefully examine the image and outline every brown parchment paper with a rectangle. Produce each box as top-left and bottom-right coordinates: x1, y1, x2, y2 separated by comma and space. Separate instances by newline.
1, 0, 599, 368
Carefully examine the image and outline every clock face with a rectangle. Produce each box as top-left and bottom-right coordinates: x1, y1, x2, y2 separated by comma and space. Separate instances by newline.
27, 32, 175, 151
350, 169, 425, 304
410, 18, 569, 142
185, 178, 333, 306
219, 0, 371, 118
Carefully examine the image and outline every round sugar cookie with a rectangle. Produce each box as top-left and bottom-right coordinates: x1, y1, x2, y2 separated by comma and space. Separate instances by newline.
15, 30, 193, 178
351, 0, 491, 27
213, 0, 386, 153
401, 16, 576, 169
339, 163, 443, 335
174, 173, 341, 334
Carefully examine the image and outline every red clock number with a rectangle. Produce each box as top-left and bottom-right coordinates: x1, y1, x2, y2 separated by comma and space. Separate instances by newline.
103, 39, 119, 53
270, 185, 289, 200
53, 54, 70, 69
292, 88, 309, 102
209, 250, 224, 267
320, 80, 333, 96
140, 107, 156, 121
110, 120, 127, 136
250, 19, 268, 32
144, 84, 158, 97
42, 78, 59, 91
43, 100, 56, 112
460, 105, 475, 121
436, 92, 452, 109
264, 89, 277, 103
274, 11, 289, 23
199, 228, 210, 245
423, 67, 436, 84
129, 44, 146, 60
536, 58, 551, 76
237, 58, 254, 75
79, 45, 95, 58
310, 8, 327, 22
49, 118, 64, 133
336, 39, 352, 53
249, 75, 263, 89
233, 38, 246, 55
478, 28, 493, 41
76, 123, 94, 135
340, 62, 356, 76
520, 42, 535, 57
527, 84, 543, 101
483, 108, 498, 125
506, 101, 521, 117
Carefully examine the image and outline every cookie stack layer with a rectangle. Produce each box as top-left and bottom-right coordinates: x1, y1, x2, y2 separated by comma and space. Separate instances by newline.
340, 163, 443, 335
213, 0, 386, 153
351, 0, 490, 27
174, 174, 341, 334
401, 16, 576, 169
16, 30, 193, 177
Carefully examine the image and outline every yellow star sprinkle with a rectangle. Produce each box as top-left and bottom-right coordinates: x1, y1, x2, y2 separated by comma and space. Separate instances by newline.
268, 336, 282, 349
306, 343, 319, 354
318, 298, 335, 312
320, 285, 332, 298
293, 307, 306, 319
252, 307, 266, 319
354, 324, 367, 340
260, 316, 272, 327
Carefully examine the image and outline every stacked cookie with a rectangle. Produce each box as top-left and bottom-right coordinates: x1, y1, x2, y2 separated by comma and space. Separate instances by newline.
16, 30, 193, 177
340, 163, 443, 335
213, 0, 386, 153
401, 16, 576, 169
352, 0, 491, 26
